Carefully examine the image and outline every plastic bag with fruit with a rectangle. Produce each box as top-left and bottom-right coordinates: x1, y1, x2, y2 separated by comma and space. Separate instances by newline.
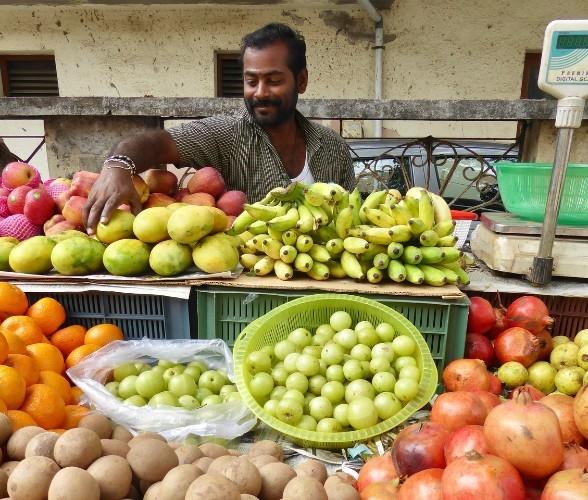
67, 338, 257, 441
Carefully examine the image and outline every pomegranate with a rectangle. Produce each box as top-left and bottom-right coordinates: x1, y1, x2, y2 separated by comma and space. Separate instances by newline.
430, 391, 487, 431
474, 390, 501, 413
464, 333, 495, 366
356, 453, 398, 492
397, 468, 443, 500
392, 422, 449, 477
539, 393, 584, 445
494, 327, 541, 367
488, 306, 508, 339
467, 296, 496, 335
573, 384, 588, 439
484, 386, 564, 479
442, 359, 490, 392
506, 295, 553, 334
359, 480, 400, 500
535, 329, 554, 360
542, 468, 588, 499
508, 384, 544, 401
487, 373, 503, 395
561, 444, 588, 470
441, 451, 525, 499
444, 425, 490, 464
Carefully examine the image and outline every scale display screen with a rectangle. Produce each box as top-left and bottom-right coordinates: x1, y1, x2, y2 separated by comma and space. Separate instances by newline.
557, 34, 588, 50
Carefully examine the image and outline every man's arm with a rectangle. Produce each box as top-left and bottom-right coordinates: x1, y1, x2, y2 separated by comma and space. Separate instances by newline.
83, 130, 179, 233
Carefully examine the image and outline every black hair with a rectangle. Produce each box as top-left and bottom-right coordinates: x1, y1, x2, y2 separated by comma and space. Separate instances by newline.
240, 23, 307, 76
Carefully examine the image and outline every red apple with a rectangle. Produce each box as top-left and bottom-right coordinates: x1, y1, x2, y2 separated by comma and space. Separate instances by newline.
144, 193, 175, 208
44, 220, 81, 236
7, 185, 33, 214
187, 166, 225, 198
181, 192, 216, 207
132, 175, 150, 203
62, 195, 87, 226
175, 188, 189, 201
70, 171, 99, 197
24, 188, 56, 225
216, 190, 246, 216
1, 162, 41, 189
143, 169, 178, 196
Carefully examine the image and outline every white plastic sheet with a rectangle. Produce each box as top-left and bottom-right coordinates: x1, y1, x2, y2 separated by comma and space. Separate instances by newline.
67, 339, 257, 441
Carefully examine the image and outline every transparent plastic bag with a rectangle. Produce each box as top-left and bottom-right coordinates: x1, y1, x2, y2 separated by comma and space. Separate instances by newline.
67, 338, 257, 441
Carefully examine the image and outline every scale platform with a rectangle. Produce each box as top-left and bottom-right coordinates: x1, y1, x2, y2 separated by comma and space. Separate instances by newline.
471, 212, 588, 279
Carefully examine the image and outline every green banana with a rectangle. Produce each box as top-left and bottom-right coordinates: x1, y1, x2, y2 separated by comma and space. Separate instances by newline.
335, 191, 350, 212
296, 204, 315, 233
367, 267, 383, 284
240, 254, 263, 270
309, 244, 331, 263
420, 246, 446, 264
244, 203, 287, 221
430, 193, 452, 223
392, 203, 413, 224
440, 247, 463, 263
360, 243, 387, 263
408, 217, 427, 236
307, 261, 330, 281
274, 260, 294, 281
441, 262, 470, 284
419, 230, 439, 247
418, 191, 435, 230
282, 229, 298, 246
404, 263, 425, 285
313, 224, 338, 243
267, 226, 283, 242
335, 206, 354, 239
437, 235, 459, 247
296, 234, 313, 253
248, 220, 268, 235
402, 245, 423, 265
294, 253, 313, 272
326, 238, 344, 257
403, 197, 420, 218
432, 264, 458, 285
389, 225, 412, 243
418, 264, 448, 286
340, 251, 364, 279
279, 245, 298, 264
268, 207, 299, 232
304, 185, 329, 207
343, 237, 370, 254
327, 261, 347, 279
373, 253, 390, 270
433, 220, 456, 238
349, 188, 362, 226
387, 260, 406, 282
227, 211, 255, 235
262, 238, 282, 260
359, 190, 387, 223
268, 183, 305, 202
253, 256, 275, 276
387, 242, 404, 259
362, 227, 394, 245
364, 208, 396, 228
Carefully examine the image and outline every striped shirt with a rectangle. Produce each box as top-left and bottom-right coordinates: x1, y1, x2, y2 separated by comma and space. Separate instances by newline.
168, 108, 356, 203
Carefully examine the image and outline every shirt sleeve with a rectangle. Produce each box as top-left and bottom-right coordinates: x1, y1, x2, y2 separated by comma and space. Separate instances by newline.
330, 132, 357, 191
167, 115, 236, 173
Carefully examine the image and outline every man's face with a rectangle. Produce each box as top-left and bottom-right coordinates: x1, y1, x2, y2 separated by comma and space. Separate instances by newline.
243, 42, 307, 127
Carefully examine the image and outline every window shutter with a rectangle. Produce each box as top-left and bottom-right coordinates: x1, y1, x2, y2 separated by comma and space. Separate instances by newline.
3, 58, 59, 97
216, 53, 243, 98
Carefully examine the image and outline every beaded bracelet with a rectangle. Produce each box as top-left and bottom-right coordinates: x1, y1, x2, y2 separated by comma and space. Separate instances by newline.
103, 155, 137, 176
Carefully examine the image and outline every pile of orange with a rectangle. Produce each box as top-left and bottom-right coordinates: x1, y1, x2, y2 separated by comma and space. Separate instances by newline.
0, 282, 125, 432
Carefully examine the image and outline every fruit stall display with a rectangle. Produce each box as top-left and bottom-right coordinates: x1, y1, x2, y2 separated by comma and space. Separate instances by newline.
231, 182, 469, 285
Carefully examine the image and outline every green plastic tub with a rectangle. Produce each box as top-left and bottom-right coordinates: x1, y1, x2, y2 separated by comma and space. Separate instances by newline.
496, 162, 588, 225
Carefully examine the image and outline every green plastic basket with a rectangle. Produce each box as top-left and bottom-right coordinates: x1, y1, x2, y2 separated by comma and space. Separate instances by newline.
233, 294, 438, 449
496, 162, 588, 225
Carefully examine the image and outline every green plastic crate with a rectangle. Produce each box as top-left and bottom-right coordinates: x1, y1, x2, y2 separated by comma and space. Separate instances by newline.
196, 286, 469, 374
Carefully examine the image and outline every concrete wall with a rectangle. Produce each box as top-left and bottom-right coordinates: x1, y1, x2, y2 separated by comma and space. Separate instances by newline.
1, 0, 588, 161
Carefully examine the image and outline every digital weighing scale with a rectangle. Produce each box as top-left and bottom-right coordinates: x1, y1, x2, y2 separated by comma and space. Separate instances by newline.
472, 20, 588, 285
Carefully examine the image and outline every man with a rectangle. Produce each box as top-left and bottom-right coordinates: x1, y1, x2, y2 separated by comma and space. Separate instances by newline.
83, 23, 355, 232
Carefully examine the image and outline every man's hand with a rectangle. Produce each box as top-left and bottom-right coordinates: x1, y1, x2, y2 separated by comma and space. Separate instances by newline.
82, 168, 142, 234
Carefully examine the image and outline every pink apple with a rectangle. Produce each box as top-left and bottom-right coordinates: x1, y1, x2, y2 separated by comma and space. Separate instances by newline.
7, 185, 33, 214
24, 188, 56, 225
2, 162, 41, 189
187, 166, 225, 198
143, 169, 178, 196
216, 190, 246, 216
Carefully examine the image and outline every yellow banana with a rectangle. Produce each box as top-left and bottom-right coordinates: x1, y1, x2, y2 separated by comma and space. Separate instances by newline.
404, 263, 425, 285
327, 261, 347, 279
408, 217, 427, 236
389, 225, 412, 243
362, 227, 394, 245
326, 238, 344, 257
296, 234, 313, 253
240, 254, 263, 270
367, 267, 383, 284
335, 206, 354, 239
268, 207, 299, 232
433, 220, 456, 238
253, 256, 275, 276
244, 238, 258, 253
294, 253, 313, 272
340, 251, 364, 279
262, 238, 282, 260
418, 264, 448, 287
296, 204, 315, 233
364, 208, 396, 228
343, 237, 370, 255
238, 231, 254, 244
349, 188, 362, 226
387, 242, 404, 259
267, 226, 283, 242
248, 220, 268, 235
418, 191, 435, 230
251, 233, 269, 252
282, 229, 298, 246
227, 211, 255, 235
387, 260, 406, 282
437, 235, 459, 247
244, 203, 287, 221
403, 197, 420, 218
391, 204, 412, 225
419, 230, 439, 247
309, 244, 331, 263
373, 253, 390, 270
430, 193, 452, 223
279, 245, 298, 264
274, 261, 294, 281
359, 190, 387, 223
307, 262, 330, 281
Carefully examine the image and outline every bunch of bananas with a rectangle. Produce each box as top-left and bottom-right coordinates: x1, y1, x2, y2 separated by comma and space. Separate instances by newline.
228, 182, 469, 286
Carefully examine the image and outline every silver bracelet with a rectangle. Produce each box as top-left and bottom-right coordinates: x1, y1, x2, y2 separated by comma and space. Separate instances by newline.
103, 155, 137, 176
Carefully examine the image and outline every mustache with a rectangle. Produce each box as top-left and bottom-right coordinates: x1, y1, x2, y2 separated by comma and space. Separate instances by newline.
249, 98, 282, 108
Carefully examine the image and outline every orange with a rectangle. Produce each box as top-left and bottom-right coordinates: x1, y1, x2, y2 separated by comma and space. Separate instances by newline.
1, 316, 45, 346
71, 387, 83, 404
0, 365, 26, 409
84, 323, 124, 347
63, 405, 90, 429
4, 353, 40, 386
38, 371, 72, 404
20, 384, 66, 430
66, 344, 100, 369
0, 331, 7, 364
26, 297, 66, 336
0, 282, 28, 320
1, 329, 28, 355
51, 325, 86, 357
0, 398, 7, 413
25, 343, 65, 374
6, 409, 37, 430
